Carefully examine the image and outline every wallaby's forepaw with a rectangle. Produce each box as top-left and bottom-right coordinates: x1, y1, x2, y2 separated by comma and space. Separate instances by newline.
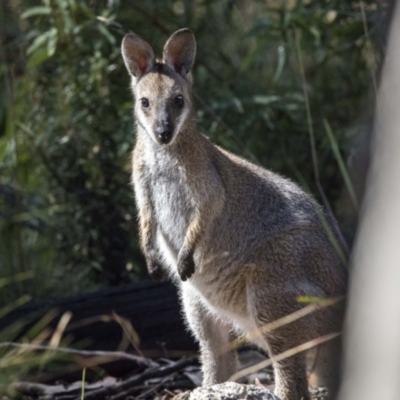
177, 252, 195, 281
147, 259, 167, 282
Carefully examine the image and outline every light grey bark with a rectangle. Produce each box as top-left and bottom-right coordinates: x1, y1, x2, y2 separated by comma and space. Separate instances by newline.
338, 1, 400, 399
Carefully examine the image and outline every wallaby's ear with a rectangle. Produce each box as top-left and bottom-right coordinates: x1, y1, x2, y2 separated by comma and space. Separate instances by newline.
121, 33, 155, 80
163, 28, 196, 77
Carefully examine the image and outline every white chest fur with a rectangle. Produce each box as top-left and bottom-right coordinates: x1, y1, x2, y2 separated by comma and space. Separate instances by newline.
144, 145, 193, 262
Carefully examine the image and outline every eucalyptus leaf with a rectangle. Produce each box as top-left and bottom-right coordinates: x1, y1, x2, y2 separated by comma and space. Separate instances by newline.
21, 6, 51, 19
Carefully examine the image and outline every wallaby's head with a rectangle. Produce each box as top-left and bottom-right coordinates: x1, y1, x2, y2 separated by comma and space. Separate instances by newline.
121, 29, 196, 146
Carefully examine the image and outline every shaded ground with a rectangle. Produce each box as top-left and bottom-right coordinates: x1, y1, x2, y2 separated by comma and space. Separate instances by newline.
1, 282, 329, 399
5, 349, 328, 400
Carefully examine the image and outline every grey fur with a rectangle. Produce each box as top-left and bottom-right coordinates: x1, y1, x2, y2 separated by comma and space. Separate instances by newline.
121, 28, 347, 400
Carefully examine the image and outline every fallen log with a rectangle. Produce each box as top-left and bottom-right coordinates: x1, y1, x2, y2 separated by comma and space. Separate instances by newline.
0, 280, 197, 355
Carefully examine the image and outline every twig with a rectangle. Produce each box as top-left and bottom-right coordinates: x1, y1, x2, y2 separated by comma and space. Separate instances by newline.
12, 378, 116, 398
161, 380, 196, 391
0, 342, 157, 368
222, 296, 344, 353
230, 332, 341, 382
111, 375, 175, 400
80, 357, 198, 400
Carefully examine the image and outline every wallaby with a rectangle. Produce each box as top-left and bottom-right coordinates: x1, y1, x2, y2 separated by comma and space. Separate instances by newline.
121, 28, 347, 400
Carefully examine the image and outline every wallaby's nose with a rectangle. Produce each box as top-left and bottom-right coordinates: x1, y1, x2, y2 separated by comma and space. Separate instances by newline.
155, 124, 173, 144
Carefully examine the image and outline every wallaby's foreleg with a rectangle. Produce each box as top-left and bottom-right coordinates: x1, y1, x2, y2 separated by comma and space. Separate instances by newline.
135, 181, 166, 282
177, 210, 202, 280
178, 183, 224, 281
181, 285, 238, 385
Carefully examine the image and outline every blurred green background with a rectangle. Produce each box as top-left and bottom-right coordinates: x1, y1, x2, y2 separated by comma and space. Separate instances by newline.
0, 0, 387, 307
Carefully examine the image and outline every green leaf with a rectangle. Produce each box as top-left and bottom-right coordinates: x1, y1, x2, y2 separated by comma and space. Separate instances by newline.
26, 48, 50, 68
21, 6, 51, 19
97, 22, 116, 45
27, 31, 49, 56
309, 26, 321, 46
253, 95, 279, 105
273, 45, 286, 82
26, 28, 58, 66
232, 98, 244, 114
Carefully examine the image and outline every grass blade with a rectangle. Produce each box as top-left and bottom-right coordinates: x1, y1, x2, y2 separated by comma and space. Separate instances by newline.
81, 368, 86, 400
323, 119, 359, 211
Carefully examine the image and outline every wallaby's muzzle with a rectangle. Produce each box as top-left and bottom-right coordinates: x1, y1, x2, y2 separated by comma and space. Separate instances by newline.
155, 120, 174, 145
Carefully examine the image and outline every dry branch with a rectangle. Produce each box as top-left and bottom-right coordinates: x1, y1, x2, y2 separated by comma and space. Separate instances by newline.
78, 357, 198, 400
10, 357, 198, 400
12, 378, 116, 398
0, 342, 157, 368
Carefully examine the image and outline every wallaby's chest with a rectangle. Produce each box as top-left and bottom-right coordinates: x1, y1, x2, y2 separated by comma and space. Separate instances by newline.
145, 151, 193, 253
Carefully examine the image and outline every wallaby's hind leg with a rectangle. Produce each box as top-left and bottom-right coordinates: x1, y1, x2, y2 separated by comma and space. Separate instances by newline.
248, 285, 311, 400
308, 338, 342, 399
181, 285, 238, 386
268, 338, 310, 400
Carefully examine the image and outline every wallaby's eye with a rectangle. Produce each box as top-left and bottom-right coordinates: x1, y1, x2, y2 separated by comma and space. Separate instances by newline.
141, 98, 149, 109
175, 95, 184, 108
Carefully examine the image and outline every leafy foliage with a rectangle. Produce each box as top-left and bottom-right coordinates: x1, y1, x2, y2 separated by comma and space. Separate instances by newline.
0, 0, 387, 304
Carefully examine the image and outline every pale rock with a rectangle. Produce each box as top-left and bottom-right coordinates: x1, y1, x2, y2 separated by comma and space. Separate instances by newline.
174, 382, 280, 400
